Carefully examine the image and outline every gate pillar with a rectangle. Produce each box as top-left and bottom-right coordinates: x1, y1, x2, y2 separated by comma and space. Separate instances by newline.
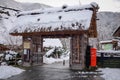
31, 36, 43, 65
70, 34, 88, 70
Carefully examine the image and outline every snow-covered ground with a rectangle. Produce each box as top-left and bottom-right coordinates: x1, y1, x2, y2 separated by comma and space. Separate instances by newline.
43, 48, 120, 80
99, 68, 120, 80
43, 55, 69, 64
0, 65, 24, 79
43, 48, 69, 64
0, 50, 120, 80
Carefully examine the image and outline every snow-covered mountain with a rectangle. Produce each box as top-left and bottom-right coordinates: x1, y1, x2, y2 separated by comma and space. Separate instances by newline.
0, 0, 23, 10
21, 3, 50, 11
0, 0, 49, 45
0, 0, 50, 11
97, 12, 120, 41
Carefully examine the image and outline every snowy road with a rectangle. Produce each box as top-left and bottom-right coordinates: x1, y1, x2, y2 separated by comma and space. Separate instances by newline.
4, 61, 104, 80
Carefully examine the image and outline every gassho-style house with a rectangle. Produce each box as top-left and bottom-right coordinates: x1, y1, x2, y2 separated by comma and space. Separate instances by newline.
10, 2, 99, 70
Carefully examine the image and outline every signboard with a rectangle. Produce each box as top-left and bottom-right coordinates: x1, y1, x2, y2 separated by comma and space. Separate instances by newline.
23, 41, 30, 49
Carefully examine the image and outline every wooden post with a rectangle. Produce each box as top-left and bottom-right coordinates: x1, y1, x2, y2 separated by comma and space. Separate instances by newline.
31, 35, 43, 65
70, 34, 88, 70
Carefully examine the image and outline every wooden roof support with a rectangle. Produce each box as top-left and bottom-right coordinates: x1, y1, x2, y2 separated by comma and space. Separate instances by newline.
10, 30, 88, 37
113, 26, 120, 37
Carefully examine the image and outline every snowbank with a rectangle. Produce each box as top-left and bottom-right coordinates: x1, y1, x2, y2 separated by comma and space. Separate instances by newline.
43, 48, 69, 64
0, 54, 3, 57
43, 39, 63, 47
0, 66, 25, 79
43, 56, 69, 64
99, 68, 120, 80
44, 48, 55, 57
4, 50, 18, 61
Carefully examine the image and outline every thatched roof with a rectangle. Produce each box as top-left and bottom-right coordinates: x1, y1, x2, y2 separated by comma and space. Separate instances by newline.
113, 26, 120, 37
0, 45, 9, 51
10, 2, 99, 37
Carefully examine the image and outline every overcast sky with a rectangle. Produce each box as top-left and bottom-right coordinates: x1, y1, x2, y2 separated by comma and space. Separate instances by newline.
15, 0, 120, 12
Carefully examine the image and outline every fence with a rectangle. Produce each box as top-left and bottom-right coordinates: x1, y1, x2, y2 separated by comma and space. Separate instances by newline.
97, 50, 120, 68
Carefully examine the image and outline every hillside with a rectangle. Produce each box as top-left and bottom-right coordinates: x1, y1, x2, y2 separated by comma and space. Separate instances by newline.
0, 0, 49, 45
0, 0, 120, 47
0, 0, 49, 11
97, 12, 120, 41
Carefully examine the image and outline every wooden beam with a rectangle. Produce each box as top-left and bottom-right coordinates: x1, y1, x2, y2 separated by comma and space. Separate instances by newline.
10, 30, 88, 37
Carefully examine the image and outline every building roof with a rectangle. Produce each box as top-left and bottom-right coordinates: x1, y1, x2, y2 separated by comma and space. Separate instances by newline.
100, 40, 113, 44
113, 26, 120, 37
0, 45, 9, 51
100, 39, 119, 44
10, 2, 99, 37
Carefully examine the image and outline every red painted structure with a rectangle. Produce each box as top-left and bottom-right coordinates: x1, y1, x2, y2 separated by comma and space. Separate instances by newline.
90, 48, 97, 67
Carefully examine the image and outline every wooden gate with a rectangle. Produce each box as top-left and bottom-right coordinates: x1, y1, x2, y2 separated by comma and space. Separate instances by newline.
70, 34, 88, 70
32, 52, 43, 65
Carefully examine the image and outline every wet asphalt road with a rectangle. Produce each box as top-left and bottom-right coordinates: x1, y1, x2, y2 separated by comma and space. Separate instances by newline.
4, 66, 103, 80
3, 61, 104, 80
5, 66, 73, 80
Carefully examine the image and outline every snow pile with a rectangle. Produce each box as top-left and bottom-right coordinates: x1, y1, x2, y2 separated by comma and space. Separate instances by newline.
45, 48, 55, 57
0, 65, 24, 79
5, 54, 13, 60
0, 54, 3, 57
4, 50, 18, 61
43, 55, 69, 64
6, 50, 18, 55
43, 48, 69, 64
43, 57, 56, 64
97, 50, 120, 53
99, 68, 120, 80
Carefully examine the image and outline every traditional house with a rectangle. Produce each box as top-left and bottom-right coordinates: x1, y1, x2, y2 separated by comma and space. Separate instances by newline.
99, 26, 120, 50
10, 2, 99, 70
0, 44, 9, 53
113, 26, 120, 37
99, 40, 118, 50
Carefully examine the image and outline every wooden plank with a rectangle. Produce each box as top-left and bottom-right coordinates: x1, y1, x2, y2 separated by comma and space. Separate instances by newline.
88, 9, 97, 38
10, 30, 87, 36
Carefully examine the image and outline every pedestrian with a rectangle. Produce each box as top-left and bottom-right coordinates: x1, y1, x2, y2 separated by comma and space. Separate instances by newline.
63, 60, 65, 66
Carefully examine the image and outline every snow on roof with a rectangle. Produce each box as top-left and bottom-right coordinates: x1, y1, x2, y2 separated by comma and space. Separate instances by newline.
10, 2, 98, 34
99, 40, 113, 44
113, 26, 120, 36
100, 39, 119, 44
97, 50, 120, 54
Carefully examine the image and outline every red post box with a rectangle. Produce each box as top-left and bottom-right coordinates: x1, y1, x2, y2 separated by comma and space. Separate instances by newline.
90, 48, 97, 67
